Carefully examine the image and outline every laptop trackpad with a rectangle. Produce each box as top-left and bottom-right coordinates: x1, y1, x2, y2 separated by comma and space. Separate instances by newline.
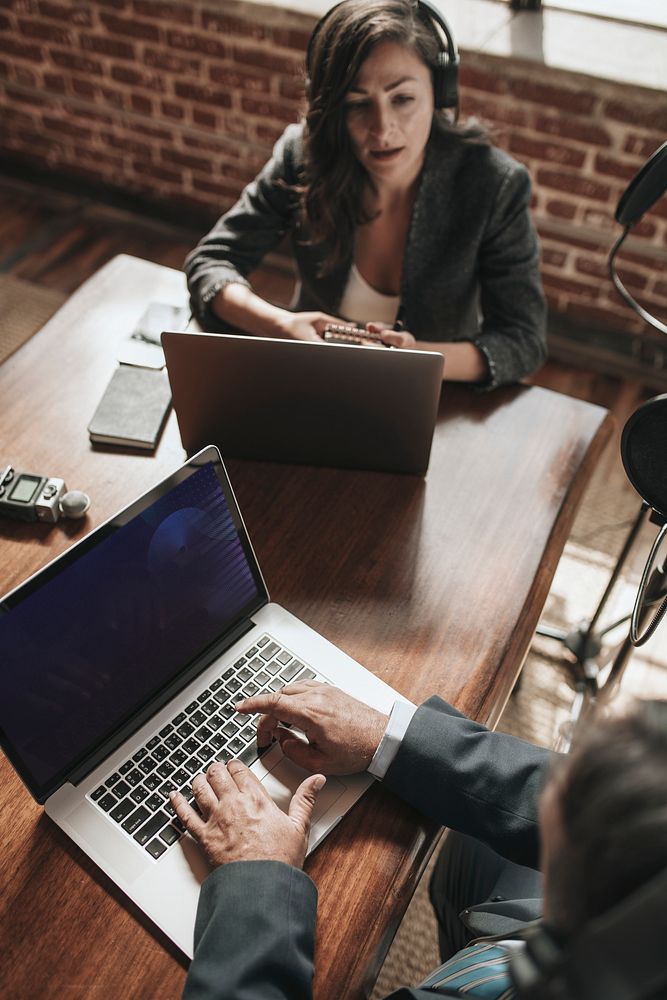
261, 758, 346, 823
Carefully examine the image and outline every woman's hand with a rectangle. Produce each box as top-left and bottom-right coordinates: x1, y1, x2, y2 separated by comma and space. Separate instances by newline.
276, 311, 342, 342
365, 321, 416, 349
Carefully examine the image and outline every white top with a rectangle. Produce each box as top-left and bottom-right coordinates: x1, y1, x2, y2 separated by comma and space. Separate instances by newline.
339, 263, 400, 327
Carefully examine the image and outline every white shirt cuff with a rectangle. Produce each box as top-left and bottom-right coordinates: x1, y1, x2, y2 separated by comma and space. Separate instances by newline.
367, 700, 418, 780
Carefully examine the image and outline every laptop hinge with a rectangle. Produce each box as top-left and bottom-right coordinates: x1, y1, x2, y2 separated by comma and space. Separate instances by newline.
67, 616, 257, 787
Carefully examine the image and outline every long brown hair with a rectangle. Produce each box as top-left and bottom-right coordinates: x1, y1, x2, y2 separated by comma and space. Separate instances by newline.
302, 0, 483, 274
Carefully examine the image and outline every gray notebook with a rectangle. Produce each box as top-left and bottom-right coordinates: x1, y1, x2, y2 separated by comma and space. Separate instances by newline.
88, 366, 172, 450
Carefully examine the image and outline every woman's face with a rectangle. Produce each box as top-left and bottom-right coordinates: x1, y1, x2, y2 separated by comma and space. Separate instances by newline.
343, 40, 434, 189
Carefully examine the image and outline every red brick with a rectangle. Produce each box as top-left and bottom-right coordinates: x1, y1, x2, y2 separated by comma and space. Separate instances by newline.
460, 93, 529, 128
632, 218, 658, 239
509, 134, 585, 169
604, 100, 667, 133
100, 11, 160, 41
13, 63, 38, 86
233, 45, 303, 76
42, 114, 93, 140
125, 118, 171, 140
541, 272, 601, 297
161, 100, 185, 120
18, 16, 71, 43
70, 76, 96, 99
135, 0, 193, 23
545, 199, 577, 220
162, 147, 213, 173
618, 250, 667, 273
174, 80, 232, 109
507, 77, 595, 115
43, 71, 67, 93
624, 134, 665, 159
0, 10, 10, 29
186, 133, 242, 157
271, 27, 313, 52
241, 95, 299, 125
191, 177, 247, 203
130, 92, 152, 114
101, 130, 152, 156
537, 168, 611, 204
143, 45, 199, 74
111, 63, 165, 90
166, 29, 228, 60
51, 48, 103, 75
200, 11, 270, 41
80, 33, 136, 60
0, 36, 42, 60
541, 248, 567, 267
3, 83, 48, 107
192, 107, 217, 129
534, 114, 611, 148
459, 65, 507, 96
580, 207, 615, 233
209, 65, 270, 94
279, 76, 306, 102
37, 2, 93, 26
565, 300, 639, 333
0, 104, 35, 127
75, 106, 114, 126
594, 153, 641, 183
132, 158, 182, 184
655, 281, 667, 298
255, 123, 286, 145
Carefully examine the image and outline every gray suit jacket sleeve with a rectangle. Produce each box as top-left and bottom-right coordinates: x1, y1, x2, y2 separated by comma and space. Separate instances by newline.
383, 697, 551, 869
183, 860, 317, 1000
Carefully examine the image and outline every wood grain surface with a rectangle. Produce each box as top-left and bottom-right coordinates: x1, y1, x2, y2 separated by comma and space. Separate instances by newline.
0, 255, 613, 999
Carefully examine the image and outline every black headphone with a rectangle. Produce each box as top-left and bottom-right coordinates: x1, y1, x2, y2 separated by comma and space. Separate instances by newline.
510, 867, 667, 999
305, 0, 460, 111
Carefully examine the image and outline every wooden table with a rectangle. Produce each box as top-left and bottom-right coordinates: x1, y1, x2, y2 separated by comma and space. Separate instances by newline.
0, 255, 612, 999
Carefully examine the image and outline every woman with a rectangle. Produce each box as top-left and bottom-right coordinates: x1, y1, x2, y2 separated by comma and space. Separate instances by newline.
185, 0, 546, 388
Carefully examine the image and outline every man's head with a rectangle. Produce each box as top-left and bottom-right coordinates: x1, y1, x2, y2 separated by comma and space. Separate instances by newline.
539, 699, 667, 937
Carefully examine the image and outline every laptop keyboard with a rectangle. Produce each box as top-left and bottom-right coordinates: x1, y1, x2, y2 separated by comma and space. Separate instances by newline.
88, 634, 318, 861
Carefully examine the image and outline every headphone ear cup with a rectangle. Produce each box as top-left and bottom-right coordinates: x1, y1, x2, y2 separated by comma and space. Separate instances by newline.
432, 52, 458, 109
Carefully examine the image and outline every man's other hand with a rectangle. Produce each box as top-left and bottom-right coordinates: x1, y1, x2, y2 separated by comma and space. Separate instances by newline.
235, 682, 388, 775
170, 761, 325, 869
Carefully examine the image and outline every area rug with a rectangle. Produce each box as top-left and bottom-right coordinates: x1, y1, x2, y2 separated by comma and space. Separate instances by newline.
0, 274, 66, 364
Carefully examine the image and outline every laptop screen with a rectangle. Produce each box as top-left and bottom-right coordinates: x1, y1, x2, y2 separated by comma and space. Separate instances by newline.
0, 451, 266, 802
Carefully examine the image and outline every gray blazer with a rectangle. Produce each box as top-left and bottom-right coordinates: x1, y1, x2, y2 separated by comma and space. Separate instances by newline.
183, 697, 550, 999
185, 123, 547, 389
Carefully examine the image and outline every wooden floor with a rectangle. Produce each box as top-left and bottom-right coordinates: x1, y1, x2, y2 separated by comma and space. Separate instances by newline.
0, 170, 651, 555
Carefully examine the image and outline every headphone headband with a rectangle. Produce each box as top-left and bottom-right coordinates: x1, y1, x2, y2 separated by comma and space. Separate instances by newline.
305, 0, 459, 111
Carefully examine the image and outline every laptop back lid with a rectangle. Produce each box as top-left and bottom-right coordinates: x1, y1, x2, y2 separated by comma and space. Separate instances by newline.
0, 446, 267, 804
162, 333, 444, 475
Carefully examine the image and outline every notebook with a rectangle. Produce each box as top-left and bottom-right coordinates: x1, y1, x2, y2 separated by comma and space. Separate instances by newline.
161, 332, 445, 475
88, 366, 172, 450
0, 445, 409, 957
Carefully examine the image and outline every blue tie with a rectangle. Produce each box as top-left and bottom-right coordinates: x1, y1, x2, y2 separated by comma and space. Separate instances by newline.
419, 942, 516, 997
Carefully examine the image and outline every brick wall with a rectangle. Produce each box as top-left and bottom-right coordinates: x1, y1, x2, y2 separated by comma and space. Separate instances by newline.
1, 0, 666, 354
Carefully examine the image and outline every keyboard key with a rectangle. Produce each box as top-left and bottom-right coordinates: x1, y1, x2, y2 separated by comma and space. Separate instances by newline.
153, 744, 170, 761
159, 724, 173, 738
248, 657, 264, 671
134, 810, 170, 846
171, 749, 187, 766
185, 701, 199, 714
222, 720, 239, 738
146, 735, 160, 751
245, 646, 258, 657
241, 681, 259, 698
144, 773, 161, 791
157, 760, 175, 778
138, 757, 157, 775
232, 658, 246, 670
121, 805, 150, 834
146, 838, 167, 859
91, 785, 105, 801
177, 721, 194, 738
228, 737, 245, 756
201, 699, 217, 716
183, 737, 199, 756
126, 768, 143, 787
235, 713, 251, 726
280, 661, 302, 682
208, 713, 223, 730
237, 667, 253, 682
172, 768, 189, 786
190, 710, 206, 727
105, 772, 121, 788
172, 712, 186, 726
113, 779, 131, 798
215, 748, 233, 763
210, 732, 225, 750
264, 660, 281, 676
110, 798, 134, 824
184, 756, 200, 775
225, 678, 242, 694
301, 668, 316, 680
130, 786, 149, 804
164, 733, 180, 751
256, 635, 269, 647
276, 650, 292, 665
269, 678, 284, 692
238, 740, 270, 768
259, 642, 280, 661
196, 744, 215, 763
195, 724, 213, 743
239, 724, 255, 743
210, 677, 223, 691
255, 671, 269, 687
197, 689, 211, 703
159, 781, 177, 799
119, 761, 133, 775
160, 824, 181, 845
97, 793, 117, 812
145, 793, 163, 812
132, 747, 147, 763
218, 702, 235, 719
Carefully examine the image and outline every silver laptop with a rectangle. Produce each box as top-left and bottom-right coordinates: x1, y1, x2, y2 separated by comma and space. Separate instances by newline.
162, 332, 444, 475
0, 446, 408, 957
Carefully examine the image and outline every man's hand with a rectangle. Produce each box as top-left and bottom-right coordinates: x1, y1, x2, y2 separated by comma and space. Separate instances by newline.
236, 682, 389, 775
170, 761, 325, 869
